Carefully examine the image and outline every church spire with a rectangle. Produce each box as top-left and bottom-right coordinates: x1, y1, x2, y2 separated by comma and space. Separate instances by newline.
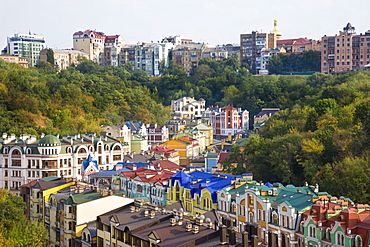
271, 19, 282, 39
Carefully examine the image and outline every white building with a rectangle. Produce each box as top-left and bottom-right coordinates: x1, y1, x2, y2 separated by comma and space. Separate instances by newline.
171, 97, 206, 119
0, 133, 127, 195
6, 32, 46, 67
73, 30, 106, 63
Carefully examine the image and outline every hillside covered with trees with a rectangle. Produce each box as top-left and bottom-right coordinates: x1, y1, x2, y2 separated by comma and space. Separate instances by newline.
2, 56, 370, 202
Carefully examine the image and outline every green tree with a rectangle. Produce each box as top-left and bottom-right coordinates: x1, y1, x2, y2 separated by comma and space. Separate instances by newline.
0, 189, 48, 246
46, 48, 55, 66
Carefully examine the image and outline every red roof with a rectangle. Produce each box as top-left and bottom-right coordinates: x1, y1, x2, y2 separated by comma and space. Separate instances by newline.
277, 38, 312, 46
73, 30, 106, 39
218, 153, 230, 163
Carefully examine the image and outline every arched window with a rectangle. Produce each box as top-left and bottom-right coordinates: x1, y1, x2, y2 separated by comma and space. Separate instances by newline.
356, 235, 362, 247
336, 232, 344, 246
68, 221, 72, 230
83, 232, 86, 241
87, 234, 91, 242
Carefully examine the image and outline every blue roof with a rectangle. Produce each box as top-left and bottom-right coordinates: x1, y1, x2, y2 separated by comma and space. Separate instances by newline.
171, 170, 236, 203
265, 182, 273, 188
82, 155, 98, 170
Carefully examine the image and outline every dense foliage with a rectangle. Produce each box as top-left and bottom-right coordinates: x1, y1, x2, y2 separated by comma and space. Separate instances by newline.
3, 56, 370, 203
268, 51, 321, 74
0, 59, 171, 136
0, 189, 48, 246
219, 70, 370, 203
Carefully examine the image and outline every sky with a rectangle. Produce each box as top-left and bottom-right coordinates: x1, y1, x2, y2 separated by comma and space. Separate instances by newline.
1, 0, 369, 49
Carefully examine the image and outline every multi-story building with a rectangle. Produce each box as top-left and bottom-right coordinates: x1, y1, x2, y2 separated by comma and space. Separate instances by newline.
240, 30, 277, 74
165, 118, 193, 139
257, 47, 285, 74
119, 169, 175, 206
100, 124, 131, 149
147, 124, 169, 147
172, 43, 207, 74
171, 97, 206, 119
210, 105, 249, 138
5, 32, 45, 67
167, 169, 240, 215
202, 46, 228, 61
119, 42, 174, 76
39, 48, 89, 70
0, 133, 127, 194
102, 35, 125, 66
73, 30, 125, 65
47, 189, 133, 247
0, 55, 28, 68
297, 198, 370, 247
161, 137, 200, 167
20, 177, 75, 220
321, 23, 370, 74
73, 29, 106, 63
217, 180, 324, 246
277, 37, 321, 54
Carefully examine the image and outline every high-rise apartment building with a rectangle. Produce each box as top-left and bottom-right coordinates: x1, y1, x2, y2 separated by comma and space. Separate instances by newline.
240, 20, 282, 74
6, 32, 45, 67
321, 23, 370, 74
240, 31, 277, 74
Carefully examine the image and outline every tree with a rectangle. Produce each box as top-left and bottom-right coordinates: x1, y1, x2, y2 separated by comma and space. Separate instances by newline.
46, 48, 55, 66
0, 189, 48, 246
268, 54, 283, 74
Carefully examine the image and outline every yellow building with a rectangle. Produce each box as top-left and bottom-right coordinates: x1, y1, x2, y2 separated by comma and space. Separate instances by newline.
167, 169, 244, 215
40, 48, 89, 70
47, 189, 133, 247
28, 178, 75, 222
161, 137, 200, 167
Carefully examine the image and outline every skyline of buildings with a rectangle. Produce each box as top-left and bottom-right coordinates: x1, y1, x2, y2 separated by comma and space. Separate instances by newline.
2, 21, 370, 75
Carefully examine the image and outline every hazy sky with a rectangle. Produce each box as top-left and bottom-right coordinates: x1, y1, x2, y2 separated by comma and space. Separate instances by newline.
1, 0, 369, 49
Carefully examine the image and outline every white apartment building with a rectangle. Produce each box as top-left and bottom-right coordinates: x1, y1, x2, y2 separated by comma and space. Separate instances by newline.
6, 32, 46, 67
0, 133, 127, 195
171, 97, 206, 119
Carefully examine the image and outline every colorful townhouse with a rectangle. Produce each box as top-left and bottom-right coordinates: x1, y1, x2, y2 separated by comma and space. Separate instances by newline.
167, 169, 243, 215
119, 169, 175, 206
210, 105, 249, 139
47, 189, 133, 247
161, 137, 200, 167
217, 180, 323, 246
297, 196, 370, 247
21, 177, 76, 222
149, 146, 180, 165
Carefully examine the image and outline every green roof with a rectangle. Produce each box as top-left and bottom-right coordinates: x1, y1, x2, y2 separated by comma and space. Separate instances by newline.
40, 176, 60, 181
68, 191, 105, 205
38, 135, 61, 146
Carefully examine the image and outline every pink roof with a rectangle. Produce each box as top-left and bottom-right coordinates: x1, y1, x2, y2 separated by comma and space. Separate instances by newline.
218, 153, 230, 163
277, 38, 312, 45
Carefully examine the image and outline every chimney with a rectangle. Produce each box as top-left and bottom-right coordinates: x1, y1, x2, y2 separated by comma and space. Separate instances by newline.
130, 205, 135, 213
149, 211, 155, 219
170, 217, 177, 226
228, 227, 237, 247
186, 222, 192, 231
192, 225, 199, 234
144, 210, 149, 217
242, 231, 249, 247
252, 235, 259, 247
220, 225, 227, 244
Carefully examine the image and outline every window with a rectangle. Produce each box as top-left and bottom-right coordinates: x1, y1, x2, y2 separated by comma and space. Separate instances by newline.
336, 232, 344, 246
309, 225, 316, 238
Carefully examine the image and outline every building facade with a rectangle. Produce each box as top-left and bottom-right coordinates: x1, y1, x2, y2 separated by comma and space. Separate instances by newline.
210, 105, 249, 138
0, 133, 127, 194
39, 48, 89, 70
5, 32, 45, 67
171, 97, 206, 119
0, 55, 28, 68
321, 23, 370, 74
